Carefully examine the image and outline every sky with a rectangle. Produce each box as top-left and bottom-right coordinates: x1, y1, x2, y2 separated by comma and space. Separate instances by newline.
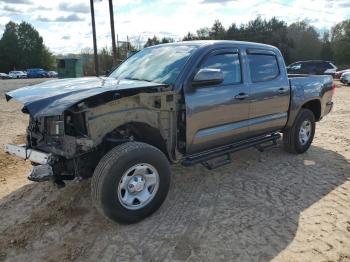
0, 0, 349, 54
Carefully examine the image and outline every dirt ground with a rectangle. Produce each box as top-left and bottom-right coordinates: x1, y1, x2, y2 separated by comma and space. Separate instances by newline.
0, 79, 349, 262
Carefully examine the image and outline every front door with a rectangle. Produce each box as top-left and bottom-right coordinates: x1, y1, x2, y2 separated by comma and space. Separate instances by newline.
184, 49, 250, 154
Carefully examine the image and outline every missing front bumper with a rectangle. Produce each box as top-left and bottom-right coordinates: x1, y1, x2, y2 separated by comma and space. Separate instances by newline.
4, 144, 53, 165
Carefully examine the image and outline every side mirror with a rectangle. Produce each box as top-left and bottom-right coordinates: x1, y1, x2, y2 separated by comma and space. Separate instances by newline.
105, 70, 111, 76
192, 68, 224, 86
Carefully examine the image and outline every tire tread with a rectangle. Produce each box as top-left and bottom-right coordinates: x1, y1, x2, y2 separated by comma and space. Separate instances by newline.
91, 142, 169, 223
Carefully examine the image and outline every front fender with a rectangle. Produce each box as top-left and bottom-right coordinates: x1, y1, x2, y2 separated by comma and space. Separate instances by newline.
85, 91, 178, 160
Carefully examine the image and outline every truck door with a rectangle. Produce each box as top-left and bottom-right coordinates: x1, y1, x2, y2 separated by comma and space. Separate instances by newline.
184, 49, 250, 154
245, 49, 290, 137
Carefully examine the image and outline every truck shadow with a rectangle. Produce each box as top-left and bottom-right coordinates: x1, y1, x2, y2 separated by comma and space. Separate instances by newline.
0, 145, 349, 261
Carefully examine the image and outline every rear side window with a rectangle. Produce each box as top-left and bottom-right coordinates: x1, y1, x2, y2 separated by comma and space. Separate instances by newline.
323, 62, 333, 69
200, 53, 241, 84
302, 63, 313, 70
248, 54, 279, 82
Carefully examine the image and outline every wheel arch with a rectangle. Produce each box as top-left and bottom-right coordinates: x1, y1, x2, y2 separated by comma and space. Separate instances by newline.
301, 99, 321, 121
103, 121, 169, 160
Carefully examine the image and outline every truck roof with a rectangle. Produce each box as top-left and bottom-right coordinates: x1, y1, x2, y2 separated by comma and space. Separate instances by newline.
151, 40, 278, 50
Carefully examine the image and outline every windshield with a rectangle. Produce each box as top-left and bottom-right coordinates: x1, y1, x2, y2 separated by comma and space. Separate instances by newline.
108, 45, 197, 85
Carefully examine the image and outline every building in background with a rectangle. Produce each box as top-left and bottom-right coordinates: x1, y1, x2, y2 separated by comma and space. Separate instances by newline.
57, 58, 84, 78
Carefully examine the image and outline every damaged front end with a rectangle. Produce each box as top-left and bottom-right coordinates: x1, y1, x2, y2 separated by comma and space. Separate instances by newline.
4, 77, 179, 186
5, 111, 101, 184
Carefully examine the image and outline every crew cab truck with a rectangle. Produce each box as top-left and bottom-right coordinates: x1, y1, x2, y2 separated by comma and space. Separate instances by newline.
4, 41, 334, 223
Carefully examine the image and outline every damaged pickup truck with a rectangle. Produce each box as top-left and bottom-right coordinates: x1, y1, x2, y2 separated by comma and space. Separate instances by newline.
4, 41, 334, 223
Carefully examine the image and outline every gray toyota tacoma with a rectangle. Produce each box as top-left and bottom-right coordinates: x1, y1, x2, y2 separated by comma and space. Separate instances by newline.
4, 41, 334, 223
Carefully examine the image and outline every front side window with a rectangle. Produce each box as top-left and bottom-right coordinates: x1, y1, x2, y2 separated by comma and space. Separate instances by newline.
248, 54, 279, 82
199, 53, 241, 84
290, 63, 301, 70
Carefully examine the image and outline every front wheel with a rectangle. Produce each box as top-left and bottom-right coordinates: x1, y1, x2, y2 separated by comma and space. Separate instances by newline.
91, 142, 171, 224
283, 108, 316, 154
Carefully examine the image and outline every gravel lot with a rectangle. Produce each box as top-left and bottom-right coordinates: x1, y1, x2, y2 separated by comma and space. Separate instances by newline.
0, 78, 349, 262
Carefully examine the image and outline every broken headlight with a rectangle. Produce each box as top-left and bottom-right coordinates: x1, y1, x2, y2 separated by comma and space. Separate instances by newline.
46, 116, 64, 136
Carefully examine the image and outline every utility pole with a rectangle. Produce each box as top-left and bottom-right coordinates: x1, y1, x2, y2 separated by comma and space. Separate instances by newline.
89, 0, 99, 76
108, 0, 117, 65
117, 34, 119, 59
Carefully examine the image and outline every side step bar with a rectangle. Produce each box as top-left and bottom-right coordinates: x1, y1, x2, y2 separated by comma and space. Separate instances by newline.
182, 133, 280, 167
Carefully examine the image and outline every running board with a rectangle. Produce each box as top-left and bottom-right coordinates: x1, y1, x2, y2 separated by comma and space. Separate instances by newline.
182, 133, 281, 168
202, 154, 232, 170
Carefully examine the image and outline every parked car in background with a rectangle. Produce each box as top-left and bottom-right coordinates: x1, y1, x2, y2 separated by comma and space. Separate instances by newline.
27, 68, 48, 78
0, 73, 12, 79
47, 71, 58, 78
9, 71, 27, 79
335, 69, 350, 79
340, 72, 350, 85
287, 60, 337, 77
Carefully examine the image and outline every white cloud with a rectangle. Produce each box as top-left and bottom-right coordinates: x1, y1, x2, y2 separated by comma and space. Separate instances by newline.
0, 0, 349, 54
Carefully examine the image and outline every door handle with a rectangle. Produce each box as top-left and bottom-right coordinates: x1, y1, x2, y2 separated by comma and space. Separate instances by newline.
234, 93, 249, 100
278, 88, 287, 94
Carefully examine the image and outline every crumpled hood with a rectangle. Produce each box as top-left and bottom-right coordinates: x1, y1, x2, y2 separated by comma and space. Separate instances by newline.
6, 77, 166, 117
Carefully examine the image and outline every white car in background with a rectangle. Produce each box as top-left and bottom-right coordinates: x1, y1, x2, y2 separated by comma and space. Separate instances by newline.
9, 71, 27, 79
335, 69, 350, 79
340, 72, 350, 85
0, 73, 12, 79
47, 71, 58, 77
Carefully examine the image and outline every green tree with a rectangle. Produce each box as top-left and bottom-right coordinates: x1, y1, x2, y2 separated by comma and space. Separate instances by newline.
0, 21, 55, 72
80, 47, 95, 76
144, 36, 161, 47
143, 36, 174, 48
183, 32, 197, 41
99, 47, 113, 74
320, 32, 333, 61
209, 20, 226, 40
160, 37, 174, 44
331, 20, 350, 66
266, 18, 291, 63
226, 23, 239, 40
0, 21, 20, 72
287, 21, 322, 62
196, 27, 210, 40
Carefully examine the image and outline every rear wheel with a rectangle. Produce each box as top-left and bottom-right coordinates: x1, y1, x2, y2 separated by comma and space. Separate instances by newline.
91, 142, 171, 224
283, 108, 315, 154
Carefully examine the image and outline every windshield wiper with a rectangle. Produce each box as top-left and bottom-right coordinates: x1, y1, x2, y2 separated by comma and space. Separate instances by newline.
124, 77, 153, 82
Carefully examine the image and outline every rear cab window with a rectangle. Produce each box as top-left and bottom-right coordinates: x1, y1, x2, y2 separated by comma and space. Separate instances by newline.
247, 52, 280, 82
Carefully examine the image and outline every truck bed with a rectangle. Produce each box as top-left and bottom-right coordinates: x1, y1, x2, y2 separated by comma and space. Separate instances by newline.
286, 74, 334, 128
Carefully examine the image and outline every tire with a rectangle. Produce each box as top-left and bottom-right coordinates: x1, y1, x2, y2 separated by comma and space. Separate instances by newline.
283, 108, 315, 154
91, 142, 171, 224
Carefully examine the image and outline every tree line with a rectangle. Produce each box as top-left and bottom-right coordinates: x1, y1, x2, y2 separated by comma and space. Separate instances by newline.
144, 17, 350, 67
1, 17, 349, 75
0, 21, 55, 73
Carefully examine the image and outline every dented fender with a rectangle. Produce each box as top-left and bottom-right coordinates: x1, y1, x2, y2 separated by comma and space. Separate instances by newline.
85, 91, 179, 161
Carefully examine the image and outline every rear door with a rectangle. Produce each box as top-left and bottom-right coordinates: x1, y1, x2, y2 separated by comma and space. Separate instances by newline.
184, 48, 250, 154
245, 49, 290, 137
